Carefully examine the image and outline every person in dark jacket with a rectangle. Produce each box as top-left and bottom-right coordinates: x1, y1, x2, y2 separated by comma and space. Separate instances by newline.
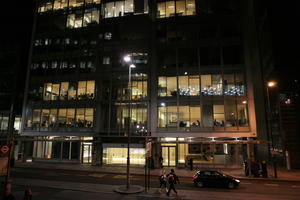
166, 169, 179, 196
158, 169, 167, 192
261, 161, 268, 178
189, 157, 193, 171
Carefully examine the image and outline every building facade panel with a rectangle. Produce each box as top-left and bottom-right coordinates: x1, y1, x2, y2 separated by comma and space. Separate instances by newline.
20, 0, 263, 168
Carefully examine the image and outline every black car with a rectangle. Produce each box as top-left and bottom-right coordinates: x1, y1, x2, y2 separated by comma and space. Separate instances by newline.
193, 170, 240, 189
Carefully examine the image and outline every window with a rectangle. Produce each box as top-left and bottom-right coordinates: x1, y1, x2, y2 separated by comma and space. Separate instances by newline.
158, 105, 201, 128
0, 116, 9, 131
66, 109, 76, 127
76, 108, 93, 128
103, 0, 147, 18
77, 81, 95, 100
178, 75, 200, 96
103, 57, 111, 64
237, 100, 249, 127
58, 109, 66, 127
158, 76, 177, 97
38, 0, 53, 13
224, 73, 246, 96
213, 105, 224, 127
85, 0, 101, 4
67, 11, 83, 29
49, 109, 57, 128
68, 82, 77, 100
53, 0, 68, 10
43, 83, 51, 100
69, 0, 84, 8
157, 0, 195, 18
83, 8, 100, 27
201, 75, 222, 95
32, 110, 41, 129
224, 98, 237, 128
116, 106, 147, 132
158, 105, 177, 128
41, 109, 50, 129
60, 82, 69, 100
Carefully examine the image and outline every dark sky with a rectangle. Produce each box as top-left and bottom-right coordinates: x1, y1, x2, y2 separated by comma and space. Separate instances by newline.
1, 1, 35, 42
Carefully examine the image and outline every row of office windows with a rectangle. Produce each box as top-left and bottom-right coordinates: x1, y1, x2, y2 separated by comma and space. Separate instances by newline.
38, 0, 100, 13
28, 73, 245, 104
24, 99, 248, 133
113, 106, 148, 134
31, 60, 95, 74
158, 73, 245, 97
38, 0, 197, 22
29, 81, 95, 101
157, 0, 195, 18
26, 108, 94, 130
157, 101, 249, 130
34, 33, 111, 48
0, 115, 21, 132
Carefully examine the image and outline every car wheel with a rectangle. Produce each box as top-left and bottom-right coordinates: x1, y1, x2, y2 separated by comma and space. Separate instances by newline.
196, 181, 204, 188
228, 182, 235, 189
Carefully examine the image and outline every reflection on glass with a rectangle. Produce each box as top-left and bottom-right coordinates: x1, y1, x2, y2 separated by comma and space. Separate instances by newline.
103, 148, 145, 165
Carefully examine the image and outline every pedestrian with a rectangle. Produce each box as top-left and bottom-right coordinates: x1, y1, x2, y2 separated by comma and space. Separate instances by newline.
158, 169, 167, 193
159, 156, 163, 168
261, 160, 268, 178
189, 157, 193, 171
166, 169, 179, 196
244, 160, 249, 176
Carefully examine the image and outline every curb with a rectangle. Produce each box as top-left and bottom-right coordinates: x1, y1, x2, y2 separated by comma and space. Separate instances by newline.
13, 165, 300, 183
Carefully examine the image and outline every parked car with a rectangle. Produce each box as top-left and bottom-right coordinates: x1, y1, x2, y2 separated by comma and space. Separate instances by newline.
193, 170, 240, 189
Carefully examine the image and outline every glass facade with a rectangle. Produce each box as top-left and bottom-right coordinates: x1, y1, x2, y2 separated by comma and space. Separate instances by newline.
21, 0, 256, 168
157, 0, 196, 18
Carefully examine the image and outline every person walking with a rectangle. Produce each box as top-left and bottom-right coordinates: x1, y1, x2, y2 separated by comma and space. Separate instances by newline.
189, 157, 193, 171
158, 169, 167, 193
166, 169, 179, 196
159, 156, 163, 168
244, 160, 249, 176
261, 161, 268, 178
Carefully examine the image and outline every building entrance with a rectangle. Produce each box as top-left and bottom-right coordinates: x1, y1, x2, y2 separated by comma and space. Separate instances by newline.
162, 146, 176, 166
82, 142, 92, 164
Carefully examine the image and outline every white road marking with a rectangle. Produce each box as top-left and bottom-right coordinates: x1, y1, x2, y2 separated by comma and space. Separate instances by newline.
265, 183, 279, 187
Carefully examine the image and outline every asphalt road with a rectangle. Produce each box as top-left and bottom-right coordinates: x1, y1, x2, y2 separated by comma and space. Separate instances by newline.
2, 168, 300, 200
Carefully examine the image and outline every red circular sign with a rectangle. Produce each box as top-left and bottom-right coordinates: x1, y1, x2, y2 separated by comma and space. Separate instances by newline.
0, 145, 9, 154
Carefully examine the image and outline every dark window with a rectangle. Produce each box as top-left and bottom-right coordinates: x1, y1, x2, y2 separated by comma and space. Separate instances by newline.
52, 141, 61, 159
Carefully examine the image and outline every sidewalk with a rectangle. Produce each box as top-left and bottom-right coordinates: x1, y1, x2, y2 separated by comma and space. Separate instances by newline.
13, 161, 300, 182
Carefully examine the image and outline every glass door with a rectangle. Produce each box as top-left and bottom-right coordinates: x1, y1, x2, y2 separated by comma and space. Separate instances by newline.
82, 142, 92, 163
162, 146, 176, 166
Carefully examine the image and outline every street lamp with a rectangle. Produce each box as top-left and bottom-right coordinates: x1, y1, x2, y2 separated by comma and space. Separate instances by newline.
266, 81, 277, 178
124, 55, 136, 189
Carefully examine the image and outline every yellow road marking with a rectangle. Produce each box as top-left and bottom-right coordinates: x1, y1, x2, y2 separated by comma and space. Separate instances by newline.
88, 173, 106, 178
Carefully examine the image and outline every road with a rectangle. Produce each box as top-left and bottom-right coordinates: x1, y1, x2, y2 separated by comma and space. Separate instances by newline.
1, 168, 299, 200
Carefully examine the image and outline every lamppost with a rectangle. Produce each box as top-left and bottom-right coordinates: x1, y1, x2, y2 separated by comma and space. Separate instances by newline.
266, 81, 277, 178
123, 55, 136, 189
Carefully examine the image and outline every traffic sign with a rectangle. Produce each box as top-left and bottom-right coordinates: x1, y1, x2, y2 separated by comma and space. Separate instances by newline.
0, 145, 10, 156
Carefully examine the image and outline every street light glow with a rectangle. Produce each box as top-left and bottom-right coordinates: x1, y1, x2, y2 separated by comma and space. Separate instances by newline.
123, 55, 131, 62
129, 64, 136, 68
267, 81, 277, 87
